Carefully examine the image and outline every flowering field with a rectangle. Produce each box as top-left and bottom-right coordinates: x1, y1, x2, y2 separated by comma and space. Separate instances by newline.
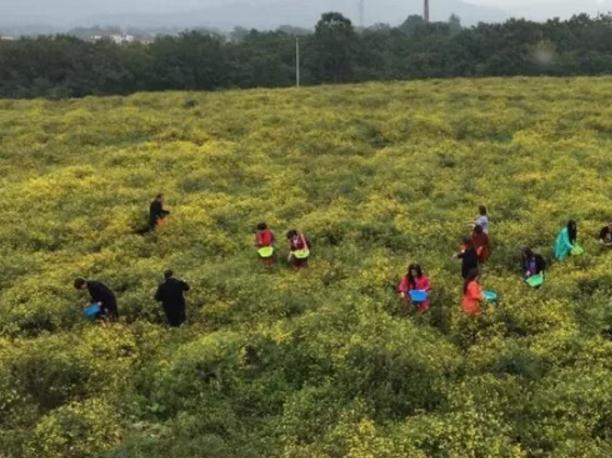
0, 77, 611, 457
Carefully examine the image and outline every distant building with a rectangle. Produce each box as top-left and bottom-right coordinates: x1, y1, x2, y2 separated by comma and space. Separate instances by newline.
110, 34, 135, 44
0, 36, 16, 41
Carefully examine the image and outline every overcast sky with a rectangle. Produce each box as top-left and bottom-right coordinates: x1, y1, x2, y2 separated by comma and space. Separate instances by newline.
0, 0, 610, 30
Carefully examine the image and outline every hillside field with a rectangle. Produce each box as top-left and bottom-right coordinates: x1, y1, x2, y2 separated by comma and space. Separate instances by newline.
0, 78, 611, 457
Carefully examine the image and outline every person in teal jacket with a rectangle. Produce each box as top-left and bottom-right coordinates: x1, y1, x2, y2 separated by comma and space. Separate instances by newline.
554, 220, 578, 261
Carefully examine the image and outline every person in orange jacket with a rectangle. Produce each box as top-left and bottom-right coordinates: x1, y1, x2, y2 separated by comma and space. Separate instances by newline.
462, 268, 483, 316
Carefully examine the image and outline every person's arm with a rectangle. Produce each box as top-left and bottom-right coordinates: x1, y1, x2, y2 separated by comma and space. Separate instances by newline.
421, 277, 431, 292
398, 277, 408, 297
181, 281, 190, 292
154, 285, 163, 302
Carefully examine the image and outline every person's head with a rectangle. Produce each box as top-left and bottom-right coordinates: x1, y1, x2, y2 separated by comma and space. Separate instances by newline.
164, 270, 174, 280
567, 220, 577, 241
74, 278, 87, 290
407, 263, 423, 278
462, 236, 473, 247
257, 222, 267, 231
464, 268, 480, 293
407, 263, 423, 288
474, 224, 484, 235
479, 205, 487, 216
522, 247, 534, 260
286, 229, 298, 240
156, 193, 164, 202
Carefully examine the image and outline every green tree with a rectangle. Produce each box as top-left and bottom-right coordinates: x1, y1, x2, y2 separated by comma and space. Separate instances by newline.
311, 12, 356, 83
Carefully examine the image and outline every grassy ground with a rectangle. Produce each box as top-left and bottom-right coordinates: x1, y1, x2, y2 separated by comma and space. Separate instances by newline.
0, 77, 611, 457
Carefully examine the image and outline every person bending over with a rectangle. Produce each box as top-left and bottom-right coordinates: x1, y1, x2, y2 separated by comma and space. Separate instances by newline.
154, 270, 190, 327
600, 222, 612, 247
521, 248, 546, 279
74, 278, 118, 321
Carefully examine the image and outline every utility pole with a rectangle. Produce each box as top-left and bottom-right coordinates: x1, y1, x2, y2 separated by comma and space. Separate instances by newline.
424, 0, 430, 23
295, 37, 300, 88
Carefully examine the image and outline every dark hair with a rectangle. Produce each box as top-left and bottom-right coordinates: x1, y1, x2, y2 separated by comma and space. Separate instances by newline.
463, 268, 479, 294
74, 278, 86, 289
286, 229, 298, 239
479, 205, 487, 216
156, 193, 163, 200
463, 236, 473, 247
407, 263, 423, 289
522, 247, 534, 259
257, 222, 267, 231
164, 270, 173, 279
474, 224, 483, 235
567, 220, 577, 243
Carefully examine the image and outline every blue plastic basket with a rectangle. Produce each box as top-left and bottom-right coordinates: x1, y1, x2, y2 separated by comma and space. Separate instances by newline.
409, 290, 429, 303
84, 302, 102, 319
483, 290, 497, 302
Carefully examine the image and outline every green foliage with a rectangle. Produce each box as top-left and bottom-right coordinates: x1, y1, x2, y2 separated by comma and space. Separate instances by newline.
0, 78, 611, 456
3, 14, 612, 97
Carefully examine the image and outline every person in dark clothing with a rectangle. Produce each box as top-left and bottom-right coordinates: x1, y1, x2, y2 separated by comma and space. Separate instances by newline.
149, 193, 170, 229
154, 270, 190, 327
455, 236, 479, 279
600, 222, 612, 247
521, 248, 546, 279
74, 278, 118, 321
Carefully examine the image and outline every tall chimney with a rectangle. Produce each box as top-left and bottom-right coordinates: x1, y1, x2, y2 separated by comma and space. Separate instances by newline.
424, 0, 430, 23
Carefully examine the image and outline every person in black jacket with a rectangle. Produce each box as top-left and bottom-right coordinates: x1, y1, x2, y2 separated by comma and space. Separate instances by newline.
521, 248, 546, 279
455, 236, 479, 279
74, 278, 118, 321
149, 193, 170, 230
600, 222, 612, 247
154, 270, 190, 327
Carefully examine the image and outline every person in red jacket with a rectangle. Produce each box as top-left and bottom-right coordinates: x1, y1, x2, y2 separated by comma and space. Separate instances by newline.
397, 263, 431, 312
462, 268, 483, 316
472, 224, 491, 263
255, 223, 276, 264
287, 229, 311, 269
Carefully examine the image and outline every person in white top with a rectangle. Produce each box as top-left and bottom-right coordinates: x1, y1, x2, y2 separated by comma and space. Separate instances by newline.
473, 205, 489, 234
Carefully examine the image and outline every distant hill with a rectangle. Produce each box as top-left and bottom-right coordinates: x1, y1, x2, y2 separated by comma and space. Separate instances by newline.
0, 0, 509, 33
80, 0, 509, 29
2, 0, 611, 35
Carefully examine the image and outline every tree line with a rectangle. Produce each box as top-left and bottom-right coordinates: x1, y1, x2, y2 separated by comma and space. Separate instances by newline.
2, 12, 612, 98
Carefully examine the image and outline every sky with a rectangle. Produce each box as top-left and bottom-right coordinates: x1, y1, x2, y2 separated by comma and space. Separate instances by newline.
0, 0, 610, 31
